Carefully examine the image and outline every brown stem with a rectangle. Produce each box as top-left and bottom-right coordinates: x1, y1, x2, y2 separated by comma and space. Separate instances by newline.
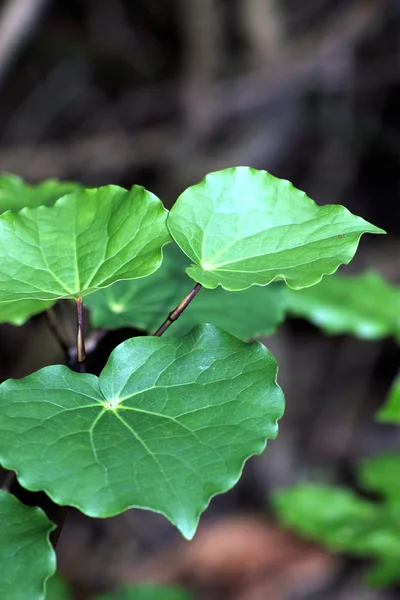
153, 283, 202, 337
75, 297, 86, 370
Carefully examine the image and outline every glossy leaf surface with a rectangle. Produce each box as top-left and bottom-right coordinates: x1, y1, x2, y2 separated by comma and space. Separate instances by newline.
0, 325, 284, 539
285, 271, 400, 340
86, 244, 287, 340
0, 185, 170, 302
45, 574, 69, 600
0, 490, 56, 600
95, 585, 192, 600
167, 167, 384, 291
377, 374, 400, 424
0, 173, 81, 214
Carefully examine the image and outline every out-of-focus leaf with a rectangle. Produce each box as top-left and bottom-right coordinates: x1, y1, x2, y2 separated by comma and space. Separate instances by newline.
358, 453, 400, 502
0, 298, 54, 326
86, 244, 287, 340
0, 490, 56, 600
94, 584, 192, 600
377, 374, 400, 424
167, 167, 384, 291
285, 271, 400, 340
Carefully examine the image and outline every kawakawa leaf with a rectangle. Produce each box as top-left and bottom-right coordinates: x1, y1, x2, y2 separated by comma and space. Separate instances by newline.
0, 185, 170, 302
358, 453, 400, 502
94, 584, 192, 600
377, 374, 400, 424
0, 174, 83, 323
167, 167, 384, 291
0, 324, 284, 539
86, 243, 287, 340
0, 172, 81, 214
272, 459, 400, 587
285, 271, 400, 340
0, 490, 56, 600
0, 298, 55, 326
45, 574, 69, 600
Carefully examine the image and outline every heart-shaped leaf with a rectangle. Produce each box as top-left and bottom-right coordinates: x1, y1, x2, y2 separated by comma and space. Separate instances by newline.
0, 185, 170, 302
95, 585, 192, 600
0, 325, 284, 539
285, 271, 400, 340
86, 243, 287, 340
0, 173, 81, 214
167, 167, 384, 291
0, 490, 56, 600
377, 374, 400, 424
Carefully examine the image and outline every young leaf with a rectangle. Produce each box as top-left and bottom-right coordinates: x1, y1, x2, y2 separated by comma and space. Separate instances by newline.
0, 185, 170, 302
0, 298, 55, 326
285, 271, 400, 340
0, 173, 81, 214
377, 374, 400, 424
0, 490, 56, 600
86, 243, 287, 340
94, 584, 192, 600
0, 324, 284, 540
167, 167, 384, 291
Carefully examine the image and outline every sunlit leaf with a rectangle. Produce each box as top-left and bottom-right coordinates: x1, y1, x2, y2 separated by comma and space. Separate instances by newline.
86, 243, 287, 340
94, 584, 192, 600
0, 185, 170, 302
377, 374, 400, 424
0, 173, 81, 214
285, 271, 400, 340
167, 167, 384, 291
0, 490, 56, 600
0, 324, 284, 539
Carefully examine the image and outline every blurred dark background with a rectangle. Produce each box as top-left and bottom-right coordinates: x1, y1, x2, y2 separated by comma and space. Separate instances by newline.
0, 1, 399, 598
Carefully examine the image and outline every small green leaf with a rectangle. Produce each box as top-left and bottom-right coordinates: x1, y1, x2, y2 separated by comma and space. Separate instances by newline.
94, 584, 192, 600
0, 185, 170, 302
0, 298, 55, 325
0, 490, 56, 600
0, 173, 81, 214
0, 325, 284, 539
377, 374, 400, 424
285, 271, 400, 340
167, 167, 384, 291
86, 243, 287, 340
358, 453, 400, 502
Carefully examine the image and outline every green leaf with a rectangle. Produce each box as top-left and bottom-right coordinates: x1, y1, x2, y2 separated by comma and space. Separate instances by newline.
272, 484, 378, 549
358, 453, 400, 503
0, 490, 56, 600
0, 185, 170, 302
45, 574, 69, 600
86, 243, 287, 340
285, 271, 400, 340
272, 480, 400, 587
94, 584, 192, 600
376, 374, 400, 424
0, 173, 81, 214
0, 298, 55, 326
167, 167, 384, 291
0, 324, 284, 539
